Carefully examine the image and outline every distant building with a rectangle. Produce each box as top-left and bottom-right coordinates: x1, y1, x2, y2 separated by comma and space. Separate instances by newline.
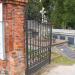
52, 29, 75, 46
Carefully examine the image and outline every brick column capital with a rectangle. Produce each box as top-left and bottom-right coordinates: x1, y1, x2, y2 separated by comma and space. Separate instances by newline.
3, 0, 28, 6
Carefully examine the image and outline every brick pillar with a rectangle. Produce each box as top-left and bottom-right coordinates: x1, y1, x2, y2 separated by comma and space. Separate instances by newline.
3, 0, 28, 75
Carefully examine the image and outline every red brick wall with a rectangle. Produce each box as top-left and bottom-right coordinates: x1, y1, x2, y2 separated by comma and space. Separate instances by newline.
2, 0, 27, 75
0, 60, 6, 74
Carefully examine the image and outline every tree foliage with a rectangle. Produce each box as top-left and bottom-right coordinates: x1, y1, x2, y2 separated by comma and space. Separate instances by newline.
42, 0, 75, 29
27, 0, 75, 29
27, 0, 42, 21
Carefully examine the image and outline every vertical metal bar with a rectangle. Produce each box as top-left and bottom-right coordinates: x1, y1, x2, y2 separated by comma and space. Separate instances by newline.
48, 19, 52, 64
47, 22, 49, 59
25, 6, 29, 75
42, 15, 44, 60
40, 18, 42, 61
45, 17, 47, 60
35, 19, 37, 63
25, 18, 29, 75
34, 20, 36, 63
28, 15, 33, 67
46, 24, 48, 59
38, 20, 40, 62
32, 20, 35, 64
34, 19, 36, 63
42, 14, 45, 60
24, 3, 29, 75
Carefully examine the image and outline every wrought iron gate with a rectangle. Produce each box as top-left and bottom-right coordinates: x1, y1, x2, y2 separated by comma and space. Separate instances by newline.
25, 2, 52, 75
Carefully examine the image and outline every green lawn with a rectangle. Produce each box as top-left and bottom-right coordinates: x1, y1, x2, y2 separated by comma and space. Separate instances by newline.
51, 52, 75, 65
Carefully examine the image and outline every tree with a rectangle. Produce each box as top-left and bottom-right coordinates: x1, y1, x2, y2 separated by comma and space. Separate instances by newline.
64, 0, 75, 29
42, 0, 75, 29
27, 0, 42, 21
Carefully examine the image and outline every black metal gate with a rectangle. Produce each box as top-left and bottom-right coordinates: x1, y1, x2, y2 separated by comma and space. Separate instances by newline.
25, 2, 52, 75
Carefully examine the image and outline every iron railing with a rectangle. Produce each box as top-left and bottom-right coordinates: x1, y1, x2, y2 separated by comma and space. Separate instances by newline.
26, 9, 51, 75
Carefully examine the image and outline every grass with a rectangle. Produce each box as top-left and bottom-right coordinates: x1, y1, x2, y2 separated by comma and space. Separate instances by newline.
28, 48, 75, 65
33, 52, 75, 75
68, 45, 75, 51
51, 52, 75, 65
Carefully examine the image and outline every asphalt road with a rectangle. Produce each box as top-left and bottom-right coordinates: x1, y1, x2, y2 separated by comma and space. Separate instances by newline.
57, 45, 75, 59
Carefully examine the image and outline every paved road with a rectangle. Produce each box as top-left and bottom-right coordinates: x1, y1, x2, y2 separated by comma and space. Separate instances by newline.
41, 65, 75, 75
57, 45, 75, 59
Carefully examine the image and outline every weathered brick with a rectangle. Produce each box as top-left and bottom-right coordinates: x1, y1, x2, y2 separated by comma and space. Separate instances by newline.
1, 0, 28, 75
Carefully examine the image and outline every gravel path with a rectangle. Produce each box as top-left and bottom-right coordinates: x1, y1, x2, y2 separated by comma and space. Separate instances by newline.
41, 64, 75, 75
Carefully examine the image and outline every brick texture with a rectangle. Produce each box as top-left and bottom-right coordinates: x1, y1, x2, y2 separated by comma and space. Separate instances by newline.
0, 0, 28, 75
